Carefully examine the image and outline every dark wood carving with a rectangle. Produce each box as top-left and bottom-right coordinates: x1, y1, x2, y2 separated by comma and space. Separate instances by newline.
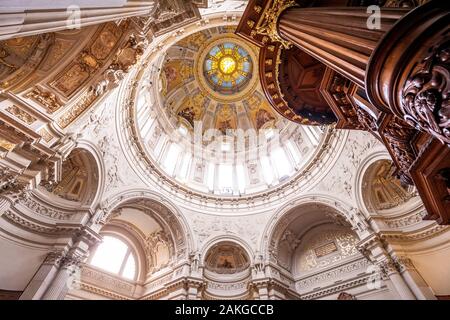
278, 46, 336, 124
337, 292, 356, 300
366, 1, 449, 142
411, 138, 450, 224
379, 115, 418, 186
258, 39, 334, 125
402, 41, 450, 145
236, 0, 450, 224
320, 68, 376, 131
0, 290, 22, 300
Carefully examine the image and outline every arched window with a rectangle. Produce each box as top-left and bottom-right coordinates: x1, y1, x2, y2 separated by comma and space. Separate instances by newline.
90, 235, 137, 280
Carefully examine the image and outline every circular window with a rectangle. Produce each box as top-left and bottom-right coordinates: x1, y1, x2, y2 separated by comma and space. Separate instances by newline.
203, 42, 253, 94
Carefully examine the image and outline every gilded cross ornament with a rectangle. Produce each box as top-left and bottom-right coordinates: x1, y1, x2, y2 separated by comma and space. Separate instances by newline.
255, 0, 297, 49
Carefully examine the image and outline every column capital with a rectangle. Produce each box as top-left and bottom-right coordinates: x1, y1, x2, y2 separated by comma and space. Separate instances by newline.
43, 250, 66, 268
378, 258, 398, 279
392, 256, 415, 273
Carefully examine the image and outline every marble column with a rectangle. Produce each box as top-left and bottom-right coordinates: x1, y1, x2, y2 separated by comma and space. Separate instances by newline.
21, 227, 100, 300
378, 258, 416, 300
393, 256, 437, 300
41, 256, 81, 300
19, 251, 64, 300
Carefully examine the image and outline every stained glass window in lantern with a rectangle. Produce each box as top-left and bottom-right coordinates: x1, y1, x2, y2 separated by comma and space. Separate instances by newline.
203, 42, 252, 94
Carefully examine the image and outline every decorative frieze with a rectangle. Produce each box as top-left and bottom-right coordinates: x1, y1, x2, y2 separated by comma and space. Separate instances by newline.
296, 258, 371, 290
384, 211, 427, 228
17, 193, 78, 220
6, 105, 36, 125
80, 265, 134, 296
26, 87, 62, 113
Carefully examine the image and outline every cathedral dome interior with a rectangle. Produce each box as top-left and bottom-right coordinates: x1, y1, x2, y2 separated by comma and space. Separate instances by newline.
134, 26, 329, 197
0, 0, 449, 303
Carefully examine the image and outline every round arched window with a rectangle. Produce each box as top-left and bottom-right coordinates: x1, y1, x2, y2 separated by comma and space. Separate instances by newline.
90, 235, 137, 280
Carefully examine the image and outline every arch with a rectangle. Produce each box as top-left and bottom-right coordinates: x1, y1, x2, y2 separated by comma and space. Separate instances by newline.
74, 139, 106, 208
200, 237, 254, 300
100, 189, 193, 260
260, 194, 366, 263
353, 149, 420, 218
200, 236, 254, 268
204, 241, 250, 274
353, 149, 392, 218
42, 140, 104, 207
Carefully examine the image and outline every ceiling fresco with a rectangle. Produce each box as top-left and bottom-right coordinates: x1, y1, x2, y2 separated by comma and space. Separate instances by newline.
159, 26, 280, 135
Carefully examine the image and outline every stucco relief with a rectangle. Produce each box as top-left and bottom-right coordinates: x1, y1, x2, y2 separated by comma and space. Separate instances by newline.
74, 91, 143, 193
15, 192, 81, 221
316, 131, 381, 201
296, 228, 360, 273
145, 230, 174, 272
187, 212, 269, 250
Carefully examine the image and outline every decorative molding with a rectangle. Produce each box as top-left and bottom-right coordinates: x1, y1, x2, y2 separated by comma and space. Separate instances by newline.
381, 116, 417, 185
26, 87, 62, 113
76, 283, 131, 300
384, 210, 427, 229
296, 258, 371, 291
5, 105, 36, 125
2, 209, 80, 234
57, 89, 99, 129
300, 275, 374, 300
80, 265, 135, 297
16, 192, 79, 220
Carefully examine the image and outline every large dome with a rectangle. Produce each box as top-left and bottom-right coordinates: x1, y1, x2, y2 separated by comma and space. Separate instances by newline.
132, 26, 332, 197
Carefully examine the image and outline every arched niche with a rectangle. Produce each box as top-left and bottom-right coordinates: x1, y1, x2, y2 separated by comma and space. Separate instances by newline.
362, 159, 417, 213
264, 201, 360, 273
201, 239, 253, 300
47, 147, 100, 205
264, 201, 371, 298
101, 191, 192, 273
204, 241, 250, 275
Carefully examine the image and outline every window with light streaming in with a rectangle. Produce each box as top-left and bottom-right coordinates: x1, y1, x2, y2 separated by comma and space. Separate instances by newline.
271, 147, 292, 179
218, 163, 233, 193
90, 235, 137, 280
163, 143, 181, 175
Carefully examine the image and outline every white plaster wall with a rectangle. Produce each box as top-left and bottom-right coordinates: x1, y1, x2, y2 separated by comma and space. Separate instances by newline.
0, 237, 47, 291
410, 244, 450, 296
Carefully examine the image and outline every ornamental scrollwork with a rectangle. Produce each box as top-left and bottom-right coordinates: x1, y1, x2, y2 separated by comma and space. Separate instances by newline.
402, 41, 450, 145
255, 0, 297, 49
382, 117, 417, 185
0, 167, 28, 197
